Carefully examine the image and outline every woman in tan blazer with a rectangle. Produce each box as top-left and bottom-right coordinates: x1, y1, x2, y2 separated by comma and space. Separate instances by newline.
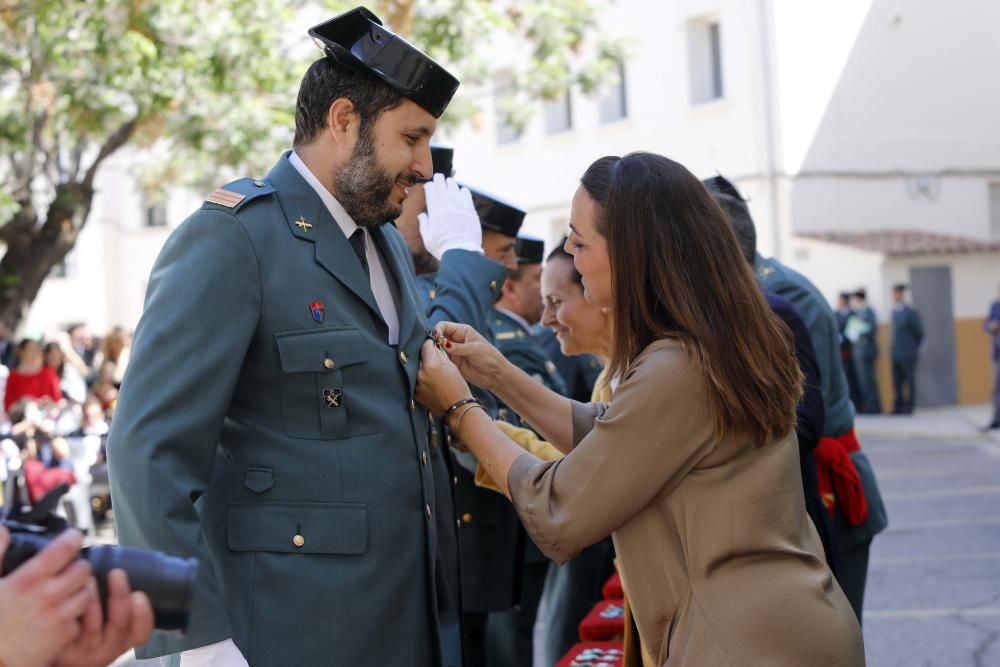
416, 152, 864, 666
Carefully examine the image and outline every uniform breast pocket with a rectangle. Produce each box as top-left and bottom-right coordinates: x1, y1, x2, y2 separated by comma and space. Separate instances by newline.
275, 327, 370, 440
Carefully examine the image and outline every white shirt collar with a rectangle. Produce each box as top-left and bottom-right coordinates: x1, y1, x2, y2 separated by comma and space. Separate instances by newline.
495, 306, 534, 333
289, 151, 358, 240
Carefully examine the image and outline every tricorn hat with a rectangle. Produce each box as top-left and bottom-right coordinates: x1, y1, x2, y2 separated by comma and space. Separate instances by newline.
431, 145, 454, 177
515, 236, 545, 265
466, 187, 525, 237
702, 174, 747, 201
309, 7, 460, 118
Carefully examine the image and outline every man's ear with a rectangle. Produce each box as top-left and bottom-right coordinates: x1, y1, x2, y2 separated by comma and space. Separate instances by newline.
327, 98, 358, 150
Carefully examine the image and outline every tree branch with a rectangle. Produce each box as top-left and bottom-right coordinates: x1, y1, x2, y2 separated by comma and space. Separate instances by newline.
81, 116, 139, 188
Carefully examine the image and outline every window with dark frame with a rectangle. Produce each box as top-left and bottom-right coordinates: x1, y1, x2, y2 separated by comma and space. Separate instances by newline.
495, 73, 521, 145
145, 201, 167, 228
688, 17, 725, 104
544, 90, 573, 134
598, 61, 627, 124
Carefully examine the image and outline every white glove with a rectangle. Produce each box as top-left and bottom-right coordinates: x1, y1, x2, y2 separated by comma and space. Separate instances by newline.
418, 173, 483, 261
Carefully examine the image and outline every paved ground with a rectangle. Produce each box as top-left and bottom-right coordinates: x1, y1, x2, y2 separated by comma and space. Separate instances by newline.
858, 404, 1000, 667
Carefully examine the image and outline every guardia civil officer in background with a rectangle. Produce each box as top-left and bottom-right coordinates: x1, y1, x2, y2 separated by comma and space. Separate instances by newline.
394, 144, 510, 667
851, 288, 883, 414
107, 8, 461, 666
393, 146, 527, 667
487, 236, 567, 667
705, 175, 888, 622
452, 188, 525, 667
889, 283, 924, 414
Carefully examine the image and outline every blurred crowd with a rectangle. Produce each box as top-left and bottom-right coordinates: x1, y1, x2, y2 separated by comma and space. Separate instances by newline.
0, 323, 131, 529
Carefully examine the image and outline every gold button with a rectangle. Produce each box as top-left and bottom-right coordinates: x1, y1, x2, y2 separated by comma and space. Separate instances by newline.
489, 280, 497, 291
425, 504, 432, 519
421, 450, 428, 466
410, 399, 415, 412
293, 534, 305, 548
462, 513, 473, 524
400, 351, 409, 364
254, 179, 266, 187
456, 519, 462, 529
430, 289, 437, 299
323, 358, 335, 369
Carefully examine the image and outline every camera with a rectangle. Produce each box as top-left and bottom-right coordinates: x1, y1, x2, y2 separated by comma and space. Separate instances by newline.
1, 484, 197, 633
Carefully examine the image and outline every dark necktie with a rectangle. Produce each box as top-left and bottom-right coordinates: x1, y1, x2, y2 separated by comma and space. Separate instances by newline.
349, 228, 370, 281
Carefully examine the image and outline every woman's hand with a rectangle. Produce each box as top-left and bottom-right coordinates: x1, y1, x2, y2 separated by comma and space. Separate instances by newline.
431, 322, 510, 393
416, 340, 473, 416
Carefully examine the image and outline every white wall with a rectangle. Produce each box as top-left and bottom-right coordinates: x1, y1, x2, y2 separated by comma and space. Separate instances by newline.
789, 175, 994, 239
798, 0, 1000, 174
784, 236, 885, 311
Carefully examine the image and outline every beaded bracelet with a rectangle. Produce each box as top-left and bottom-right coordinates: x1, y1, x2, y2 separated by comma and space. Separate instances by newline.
442, 396, 479, 421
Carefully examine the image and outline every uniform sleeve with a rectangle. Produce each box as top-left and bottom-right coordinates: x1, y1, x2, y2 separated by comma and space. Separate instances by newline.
767, 295, 824, 452
506, 345, 716, 564
107, 208, 261, 654
422, 249, 507, 333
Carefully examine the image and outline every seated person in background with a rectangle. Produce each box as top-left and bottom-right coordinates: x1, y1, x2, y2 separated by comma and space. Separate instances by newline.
5, 339, 63, 413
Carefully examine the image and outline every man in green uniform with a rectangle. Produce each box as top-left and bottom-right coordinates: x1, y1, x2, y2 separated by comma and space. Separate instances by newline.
108, 8, 462, 666
487, 235, 567, 667
706, 174, 888, 622
393, 147, 525, 667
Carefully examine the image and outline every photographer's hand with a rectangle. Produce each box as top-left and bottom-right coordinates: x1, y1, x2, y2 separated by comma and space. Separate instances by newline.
0, 527, 94, 667
54, 569, 154, 667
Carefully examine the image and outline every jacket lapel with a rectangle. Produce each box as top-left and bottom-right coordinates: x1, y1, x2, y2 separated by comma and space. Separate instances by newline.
267, 153, 382, 320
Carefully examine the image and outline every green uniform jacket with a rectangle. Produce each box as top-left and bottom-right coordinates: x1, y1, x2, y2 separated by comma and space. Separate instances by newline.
755, 255, 887, 548
108, 153, 445, 666
492, 309, 567, 399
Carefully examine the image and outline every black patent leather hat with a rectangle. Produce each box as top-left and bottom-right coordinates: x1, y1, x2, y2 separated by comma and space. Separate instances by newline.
309, 7, 460, 118
515, 236, 545, 264
702, 174, 746, 201
466, 186, 525, 237
431, 145, 454, 176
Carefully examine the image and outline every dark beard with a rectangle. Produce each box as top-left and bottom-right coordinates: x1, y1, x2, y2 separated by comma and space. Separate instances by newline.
334, 123, 404, 228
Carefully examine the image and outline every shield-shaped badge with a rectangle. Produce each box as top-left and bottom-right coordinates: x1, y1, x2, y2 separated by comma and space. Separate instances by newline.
310, 301, 325, 323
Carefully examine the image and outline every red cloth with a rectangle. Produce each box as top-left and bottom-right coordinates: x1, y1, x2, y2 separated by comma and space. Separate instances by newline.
602, 572, 623, 600
22, 459, 76, 503
815, 428, 868, 525
555, 641, 625, 667
579, 599, 626, 641
4, 367, 62, 412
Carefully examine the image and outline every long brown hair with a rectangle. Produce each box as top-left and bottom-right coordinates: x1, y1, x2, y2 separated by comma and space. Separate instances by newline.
580, 153, 802, 446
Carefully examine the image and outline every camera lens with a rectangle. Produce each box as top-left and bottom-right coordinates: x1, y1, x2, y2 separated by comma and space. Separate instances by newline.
84, 545, 198, 632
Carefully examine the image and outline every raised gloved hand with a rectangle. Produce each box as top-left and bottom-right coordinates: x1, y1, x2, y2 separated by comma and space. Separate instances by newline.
418, 173, 483, 261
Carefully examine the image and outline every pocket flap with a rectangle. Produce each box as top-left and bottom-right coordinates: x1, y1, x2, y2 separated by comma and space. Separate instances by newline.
243, 467, 274, 493
227, 501, 367, 555
275, 327, 368, 374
